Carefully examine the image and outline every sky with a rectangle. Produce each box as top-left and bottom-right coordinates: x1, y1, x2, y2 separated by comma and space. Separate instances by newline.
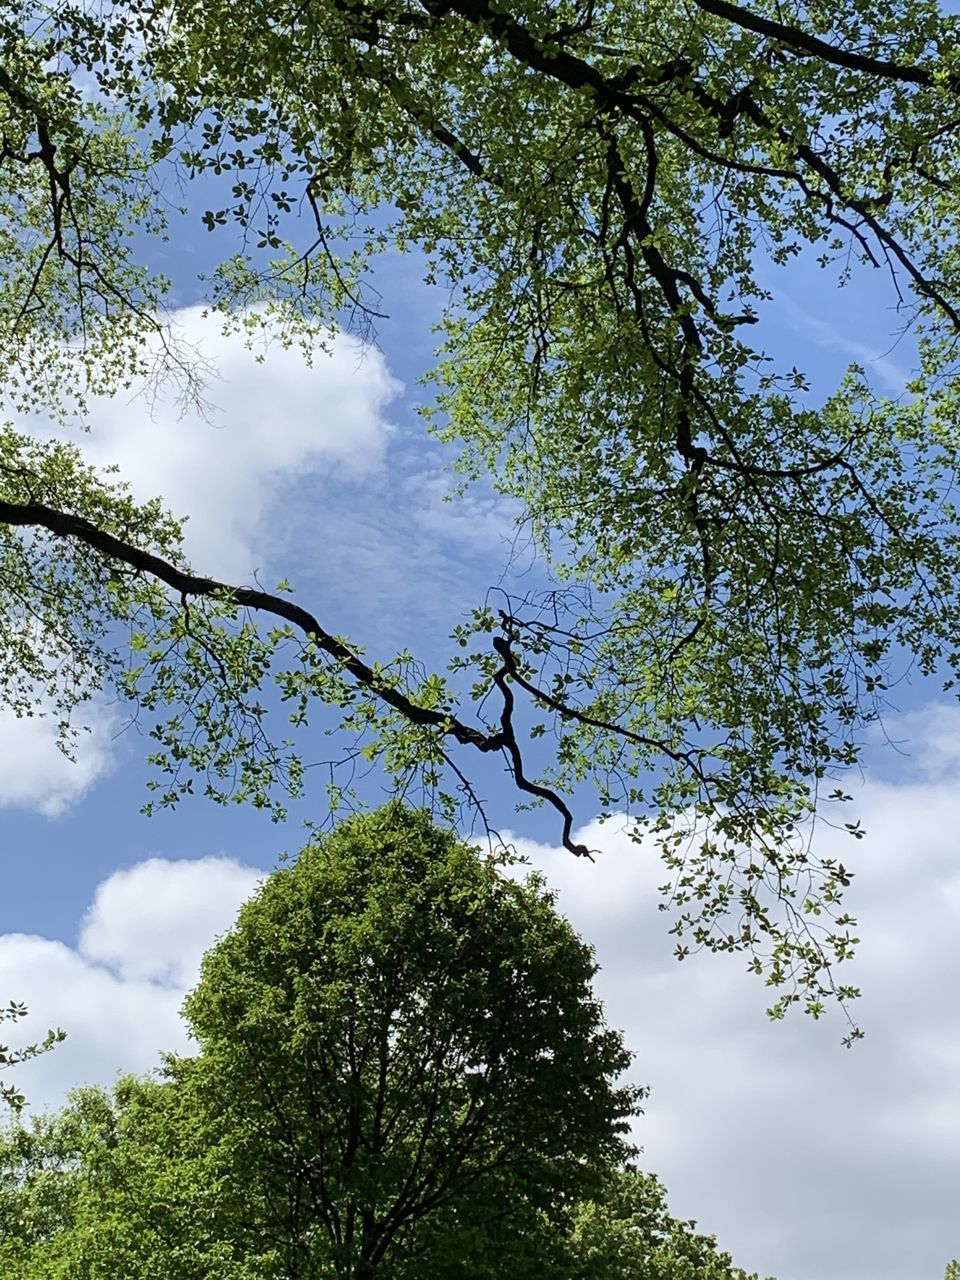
1, 179, 959, 1280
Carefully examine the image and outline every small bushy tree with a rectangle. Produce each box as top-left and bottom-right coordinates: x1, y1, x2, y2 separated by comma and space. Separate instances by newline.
566, 1164, 773, 1280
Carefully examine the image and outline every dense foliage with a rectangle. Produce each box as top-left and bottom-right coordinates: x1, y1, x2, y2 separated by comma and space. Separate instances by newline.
4, 0, 960, 1018
177, 805, 639, 1277
0, 1098, 772, 1280
0, 1094, 772, 1279
0, 808, 771, 1278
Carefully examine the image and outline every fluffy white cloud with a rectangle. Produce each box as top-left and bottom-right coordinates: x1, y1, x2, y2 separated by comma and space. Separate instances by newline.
77, 855, 263, 988
504, 732, 960, 1280
2, 855, 261, 1107
0, 702, 118, 817
4, 309, 401, 817
39, 306, 401, 580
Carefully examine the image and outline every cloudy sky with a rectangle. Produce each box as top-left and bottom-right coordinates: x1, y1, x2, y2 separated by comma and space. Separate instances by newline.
1, 214, 958, 1280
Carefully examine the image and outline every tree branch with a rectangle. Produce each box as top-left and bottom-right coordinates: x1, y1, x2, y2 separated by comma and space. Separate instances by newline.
0, 496, 608, 854
691, 0, 947, 87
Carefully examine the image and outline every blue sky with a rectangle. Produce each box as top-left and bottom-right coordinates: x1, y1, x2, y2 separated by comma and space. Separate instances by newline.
2, 197, 959, 1280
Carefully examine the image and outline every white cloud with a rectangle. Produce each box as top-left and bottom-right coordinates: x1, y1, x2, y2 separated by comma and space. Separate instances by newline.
869, 701, 960, 784
77, 855, 263, 988
33, 307, 401, 580
0, 702, 118, 817
502, 756, 960, 1280
2, 310, 402, 816
2, 855, 260, 1108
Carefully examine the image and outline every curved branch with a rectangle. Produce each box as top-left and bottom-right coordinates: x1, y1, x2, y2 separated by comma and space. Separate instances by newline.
490, 635, 593, 858
492, 624, 704, 777
0, 496, 601, 856
0, 496, 496, 750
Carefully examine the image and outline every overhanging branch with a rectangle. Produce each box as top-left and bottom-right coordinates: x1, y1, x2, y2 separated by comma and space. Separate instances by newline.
0, 497, 605, 853
691, 0, 947, 87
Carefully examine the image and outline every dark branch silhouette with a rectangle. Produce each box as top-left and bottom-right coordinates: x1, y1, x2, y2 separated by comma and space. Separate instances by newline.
0, 496, 609, 854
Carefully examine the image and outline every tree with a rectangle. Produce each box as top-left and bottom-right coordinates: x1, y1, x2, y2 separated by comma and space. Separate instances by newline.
0, 803, 780, 1279
0, 1098, 776, 1280
0, 805, 645, 1279
0, 0, 186, 416
4, 0, 960, 1018
566, 1164, 772, 1280
177, 804, 640, 1278
0, 1076, 275, 1278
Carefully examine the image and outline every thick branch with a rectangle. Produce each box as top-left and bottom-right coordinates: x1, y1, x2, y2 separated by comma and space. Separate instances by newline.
492, 624, 702, 774
0, 496, 495, 748
691, 0, 946, 88
0, 497, 609, 854
490, 638, 592, 859
417, 0, 959, 333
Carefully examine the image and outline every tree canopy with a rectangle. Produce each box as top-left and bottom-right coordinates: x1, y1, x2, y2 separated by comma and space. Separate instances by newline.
0, 805, 651, 1278
0, 1096, 772, 1280
0, 806, 771, 1279
178, 804, 639, 1278
4, 0, 960, 1020
0, 1093, 772, 1279
566, 1164, 771, 1280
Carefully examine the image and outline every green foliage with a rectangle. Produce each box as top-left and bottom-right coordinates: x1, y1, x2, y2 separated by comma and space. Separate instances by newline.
0, 1103, 777, 1280
0, 1003, 64, 1114
0, 805, 649, 1279
0, 1077, 277, 1278
143, 0, 960, 1024
180, 804, 641, 1277
0, 1101, 775, 1280
565, 1164, 774, 1280
0, 1, 177, 419
0, 426, 183, 754
7, 0, 960, 1021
